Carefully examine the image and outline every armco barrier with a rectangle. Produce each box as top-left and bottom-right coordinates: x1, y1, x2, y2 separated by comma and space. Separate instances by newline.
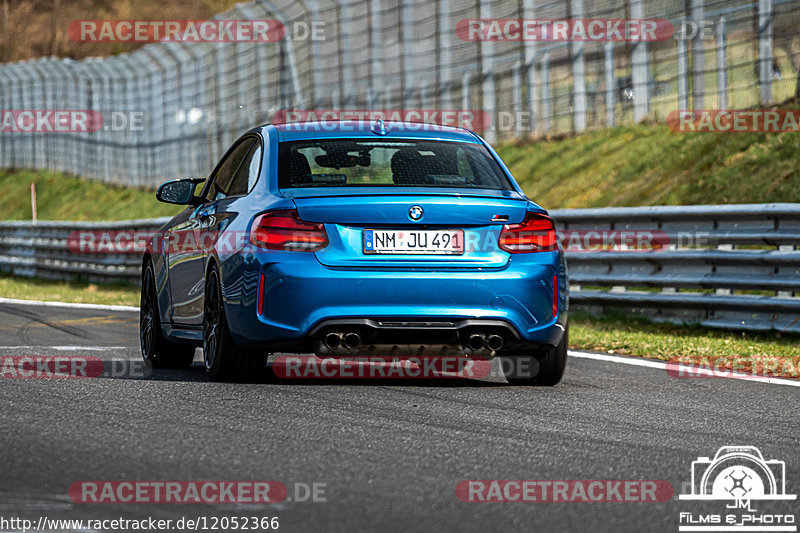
0, 204, 798, 332
0, 217, 169, 284
554, 203, 800, 333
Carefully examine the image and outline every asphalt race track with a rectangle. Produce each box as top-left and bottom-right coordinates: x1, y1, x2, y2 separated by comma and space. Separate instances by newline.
0, 299, 797, 533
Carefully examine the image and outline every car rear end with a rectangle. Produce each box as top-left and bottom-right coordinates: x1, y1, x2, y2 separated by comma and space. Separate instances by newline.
227, 121, 568, 365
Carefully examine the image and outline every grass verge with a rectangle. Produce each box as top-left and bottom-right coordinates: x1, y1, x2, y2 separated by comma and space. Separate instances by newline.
495, 109, 800, 209
0, 274, 139, 306
570, 310, 800, 361
0, 169, 181, 221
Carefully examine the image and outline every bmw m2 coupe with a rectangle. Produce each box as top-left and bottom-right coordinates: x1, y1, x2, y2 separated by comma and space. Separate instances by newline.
140, 120, 568, 384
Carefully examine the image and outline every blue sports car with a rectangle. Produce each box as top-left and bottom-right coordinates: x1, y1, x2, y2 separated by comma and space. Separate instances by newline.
140, 120, 568, 384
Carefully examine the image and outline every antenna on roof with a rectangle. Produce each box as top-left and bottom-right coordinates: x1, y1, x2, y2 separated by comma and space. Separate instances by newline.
371, 119, 390, 135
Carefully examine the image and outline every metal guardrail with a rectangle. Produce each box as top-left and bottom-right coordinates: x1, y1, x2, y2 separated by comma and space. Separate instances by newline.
0, 218, 169, 284
1, 204, 798, 332
551, 203, 800, 333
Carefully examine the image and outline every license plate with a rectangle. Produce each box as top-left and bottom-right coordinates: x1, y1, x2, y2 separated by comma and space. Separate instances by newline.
363, 229, 465, 255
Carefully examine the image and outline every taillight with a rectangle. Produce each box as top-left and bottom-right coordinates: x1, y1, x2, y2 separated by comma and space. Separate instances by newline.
498, 213, 558, 253
250, 210, 328, 251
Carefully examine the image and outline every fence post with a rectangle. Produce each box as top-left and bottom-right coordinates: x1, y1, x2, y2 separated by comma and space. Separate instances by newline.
145, 49, 173, 183
630, 0, 649, 122
90, 61, 112, 182
716, 16, 728, 110
758, 0, 773, 105
161, 45, 188, 178
541, 52, 551, 135
369, 0, 383, 109
304, 0, 327, 108
437, 0, 451, 109
7, 65, 23, 169
14, 65, 34, 170
401, 0, 415, 107
605, 42, 615, 127
677, 23, 689, 111
462, 71, 471, 111
252, 28, 272, 114
28, 63, 48, 171
335, 0, 352, 107
691, 0, 705, 110
479, 0, 496, 142
126, 55, 149, 184
210, 47, 224, 160
420, 82, 431, 109
571, 0, 587, 132
258, 0, 304, 109
513, 61, 523, 139
523, 1, 538, 136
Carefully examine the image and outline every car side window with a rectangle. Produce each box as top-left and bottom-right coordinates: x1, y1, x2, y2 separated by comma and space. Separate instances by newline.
229, 141, 262, 197
204, 139, 255, 202
246, 144, 263, 193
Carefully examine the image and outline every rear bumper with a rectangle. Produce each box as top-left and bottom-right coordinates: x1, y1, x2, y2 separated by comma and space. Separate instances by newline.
223, 250, 567, 349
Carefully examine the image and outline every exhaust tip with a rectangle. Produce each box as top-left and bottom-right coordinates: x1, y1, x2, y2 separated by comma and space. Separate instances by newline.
324, 332, 342, 349
468, 334, 485, 351
343, 332, 361, 350
486, 334, 504, 351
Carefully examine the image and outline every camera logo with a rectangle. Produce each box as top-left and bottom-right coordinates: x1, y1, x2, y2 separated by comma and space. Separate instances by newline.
678, 446, 796, 533
680, 446, 795, 502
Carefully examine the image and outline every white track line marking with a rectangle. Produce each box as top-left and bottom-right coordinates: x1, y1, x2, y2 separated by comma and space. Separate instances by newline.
0, 346, 127, 351
569, 350, 666, 370
0, 297, 138, 312
569, 350, 800, 388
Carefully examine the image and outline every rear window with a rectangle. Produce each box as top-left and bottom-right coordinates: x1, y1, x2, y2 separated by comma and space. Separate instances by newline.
278, 139, 513, 190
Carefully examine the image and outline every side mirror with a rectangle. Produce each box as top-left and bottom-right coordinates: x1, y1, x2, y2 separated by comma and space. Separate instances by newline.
156, 178, 205, 205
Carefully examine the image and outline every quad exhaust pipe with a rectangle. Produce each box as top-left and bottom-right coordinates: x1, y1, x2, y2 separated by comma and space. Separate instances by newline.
323, 332, 361, 350
486, 334, 504, 351
468, 334, 485, 351
467, 333, 504, 352
325, 330, 500, 353
343, 332, 361, 350
324, 332, 342, 349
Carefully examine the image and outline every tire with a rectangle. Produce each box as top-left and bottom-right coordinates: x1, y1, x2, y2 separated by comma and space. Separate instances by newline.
202, 266, 264, 381
533, 323, 568, 386
140, 262, 196, 369
502, 323, 568, 386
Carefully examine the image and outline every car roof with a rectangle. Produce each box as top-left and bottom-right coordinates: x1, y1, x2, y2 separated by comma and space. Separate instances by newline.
264, 120, 483, 143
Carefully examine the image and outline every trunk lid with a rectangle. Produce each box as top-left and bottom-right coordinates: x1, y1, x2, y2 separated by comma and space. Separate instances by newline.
290, 191, 533, 268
